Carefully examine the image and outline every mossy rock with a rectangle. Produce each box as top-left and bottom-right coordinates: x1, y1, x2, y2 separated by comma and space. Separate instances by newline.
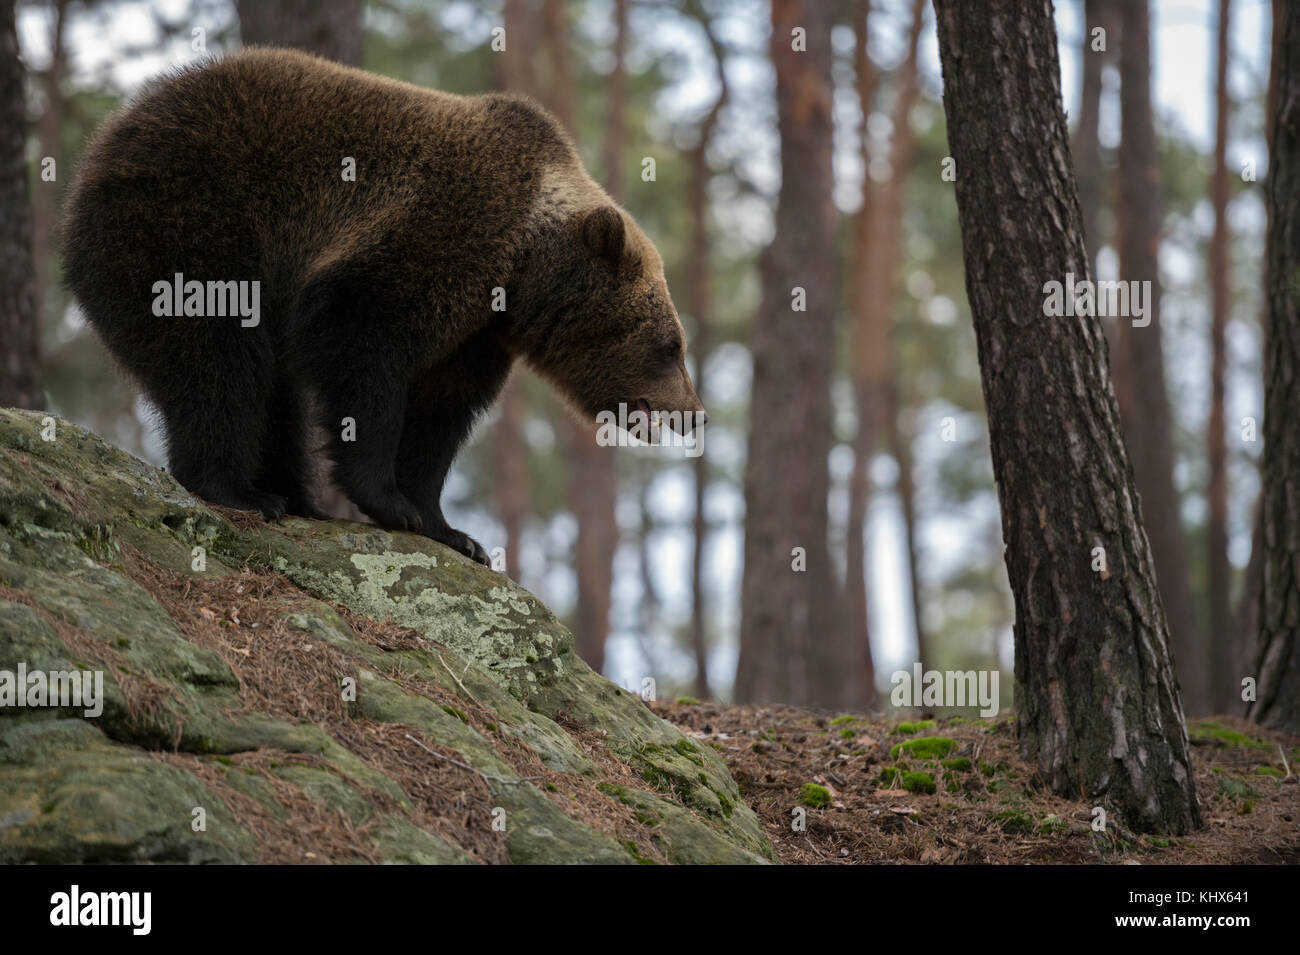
0, 411, 773, 865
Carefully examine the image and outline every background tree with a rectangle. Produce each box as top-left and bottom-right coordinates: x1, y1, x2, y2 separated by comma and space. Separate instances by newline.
1115, 0, 1207, 715
236, 0, 362, 64
1073, 0, 1107, 278
492, 0, 539, 582
684, 0, 726, 700
1253, 0, 1300, 732
0, 0, 40, 409
29, 0, 67, 330
735, 0, 846, 706
844, 0, 880, 695
933, 0, 1202, 833
846, 0, 926, 693
1207, 0, 1233, 713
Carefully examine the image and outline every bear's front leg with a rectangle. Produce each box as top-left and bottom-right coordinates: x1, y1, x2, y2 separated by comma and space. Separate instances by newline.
395, 331, 513, 568
395, 419, 490, 565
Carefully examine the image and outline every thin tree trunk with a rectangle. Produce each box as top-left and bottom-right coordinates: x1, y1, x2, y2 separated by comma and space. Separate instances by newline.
888, 379, 926, 674
1234, 497, 1263, 703
933, 0, 1202, 834
736, 0, 844, 706
0, 0, 41, 410
31, 0, 67, 328
846, 0, 924, 694
1252, 0, 1300, 731
844, 0, 882, 698
1235, 3, 1282, 714
1116, 0, 1208, 715
236, 0, 363, 64
1207, 0, 1233, 713
1074, 0, 1106, 279
685, 0, 725, 700
541, 0, 618, 672
493, 0, 541, 578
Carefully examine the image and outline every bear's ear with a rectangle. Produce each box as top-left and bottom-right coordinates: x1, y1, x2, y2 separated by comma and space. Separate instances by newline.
580, 205, 626, 273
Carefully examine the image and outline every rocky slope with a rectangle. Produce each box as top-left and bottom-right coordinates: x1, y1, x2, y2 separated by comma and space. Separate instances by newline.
0, 409, 772, 864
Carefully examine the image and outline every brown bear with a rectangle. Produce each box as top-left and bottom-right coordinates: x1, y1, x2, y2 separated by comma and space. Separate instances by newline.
61, 47, 705, 565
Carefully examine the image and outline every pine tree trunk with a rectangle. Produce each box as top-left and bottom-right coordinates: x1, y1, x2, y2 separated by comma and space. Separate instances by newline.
844, 0, 880, 697
736, 0, 844, 706
933, 0, 1202, 834
236, 0, 363, 64
492, 0, 541, 580
1253, 0, 1300, 731
685, 0, 725, 701
888, 380, 927, 673
1235, 498, 1263, 704
847, 0, 924, 696
1207, 0, 1233, 713
1073, 0, 1107, 279
0, 0, 40, 410
540, 0, 618, 672
1115, 0, 1208, 715
31, 0, 67, 331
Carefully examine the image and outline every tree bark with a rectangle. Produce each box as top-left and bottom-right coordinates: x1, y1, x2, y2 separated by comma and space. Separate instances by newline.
1115, 0, 1207, 715
1252, 0, 1300, 731
0, 0, 41, 410
888, 378, 926, 678
1207, 0, 1233, 713
541, 0, 619, 672
493, 0, 542, 580
736, 0, 845, 706
236, 0, 363, 64
844, 0, 880, 696
685, 0, 725, 700
933, 0, 1202, 834
1234, 497, 1263, 704
31, 0, 67, 330
1073, 0, 1107, 279
848, 0, 926, 700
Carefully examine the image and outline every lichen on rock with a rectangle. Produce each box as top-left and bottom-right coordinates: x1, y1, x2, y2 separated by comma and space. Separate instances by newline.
0, 410, 772, 864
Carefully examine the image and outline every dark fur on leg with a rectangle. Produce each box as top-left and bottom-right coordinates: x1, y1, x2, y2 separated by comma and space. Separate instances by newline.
395, 329, 513, 564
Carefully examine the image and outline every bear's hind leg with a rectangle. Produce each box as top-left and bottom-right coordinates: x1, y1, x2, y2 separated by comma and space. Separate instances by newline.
313, 358, 422, 532
257, 376, 326, 519
159, 349, 285, 519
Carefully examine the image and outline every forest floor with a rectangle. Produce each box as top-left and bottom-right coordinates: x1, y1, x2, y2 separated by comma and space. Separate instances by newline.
651, 702, 1300, 865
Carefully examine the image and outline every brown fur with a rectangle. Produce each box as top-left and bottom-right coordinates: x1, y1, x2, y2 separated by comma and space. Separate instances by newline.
62, 47, 703, 563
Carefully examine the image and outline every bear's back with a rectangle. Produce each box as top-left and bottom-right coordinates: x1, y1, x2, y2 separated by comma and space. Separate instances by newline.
62, 48, 578, 337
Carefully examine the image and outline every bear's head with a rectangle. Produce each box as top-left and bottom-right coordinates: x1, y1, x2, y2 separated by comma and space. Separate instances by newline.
514, 204, 706, 436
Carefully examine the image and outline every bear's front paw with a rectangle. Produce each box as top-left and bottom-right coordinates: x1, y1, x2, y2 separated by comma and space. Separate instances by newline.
425, 524, 491, 567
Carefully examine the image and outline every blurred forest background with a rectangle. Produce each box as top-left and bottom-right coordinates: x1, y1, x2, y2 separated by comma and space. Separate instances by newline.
2, 0, 1276, 714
